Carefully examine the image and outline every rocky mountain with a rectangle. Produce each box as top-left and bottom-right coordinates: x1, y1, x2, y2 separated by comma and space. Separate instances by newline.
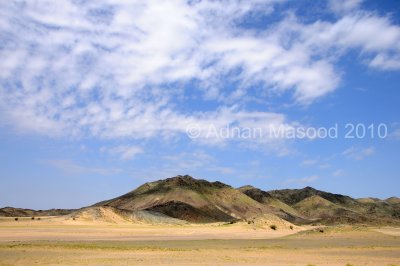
2, 175, 399, 226
268, 186, 361, 207
238, 185, 308, 224
95, 175, 280, 223
264, 186, 400, 225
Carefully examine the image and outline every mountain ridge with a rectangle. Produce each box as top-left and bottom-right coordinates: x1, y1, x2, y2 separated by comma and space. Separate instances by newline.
2, 175, 399, 226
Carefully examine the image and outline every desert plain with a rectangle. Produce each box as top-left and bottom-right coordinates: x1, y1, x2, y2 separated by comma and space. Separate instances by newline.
0, 216, 399, 266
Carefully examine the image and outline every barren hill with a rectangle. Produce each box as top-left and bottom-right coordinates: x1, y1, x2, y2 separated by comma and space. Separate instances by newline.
293, 195, 369, 224
267, 187, 400, 225
95, 175, 282, 223
268, 186, 360, 207
238, 185, 307, 224
386, 197, 400, 205
1, 175, 399, 226
0, 207, 74, 217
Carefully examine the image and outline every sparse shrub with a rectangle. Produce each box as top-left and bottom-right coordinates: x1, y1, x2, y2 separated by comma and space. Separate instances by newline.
247, 221, 251, 224
14, 217, 18, 221
73, 217, 76, 221
319, 229, 324, 233
270, 225, 277, 230
31, 217, 35, 220
290, 225, 293, 230
37, 217, 41, 220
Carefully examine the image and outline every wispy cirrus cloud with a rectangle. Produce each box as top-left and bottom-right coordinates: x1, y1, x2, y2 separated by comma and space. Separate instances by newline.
103, 145, 143, 161
342, 146, 375, 160
328, 0, 363, 14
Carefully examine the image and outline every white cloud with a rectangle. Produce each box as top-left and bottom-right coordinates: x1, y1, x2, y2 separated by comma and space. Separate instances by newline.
0, 0, 306, 144
342, 146, 375, 160
369, 53, 400, 70
299, 13, 400, 70
106, 145, 143, 160
203, 33, 339, 104
0, 0, 399, 146
328, 0, 363, 14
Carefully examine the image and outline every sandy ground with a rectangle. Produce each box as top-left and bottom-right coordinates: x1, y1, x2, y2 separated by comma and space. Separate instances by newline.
0, 217, 297, 241
373, 227, 400, 236
0, 217, 399, 265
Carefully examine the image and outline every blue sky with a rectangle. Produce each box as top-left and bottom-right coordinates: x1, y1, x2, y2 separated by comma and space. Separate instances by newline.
1, 0, 400, 209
